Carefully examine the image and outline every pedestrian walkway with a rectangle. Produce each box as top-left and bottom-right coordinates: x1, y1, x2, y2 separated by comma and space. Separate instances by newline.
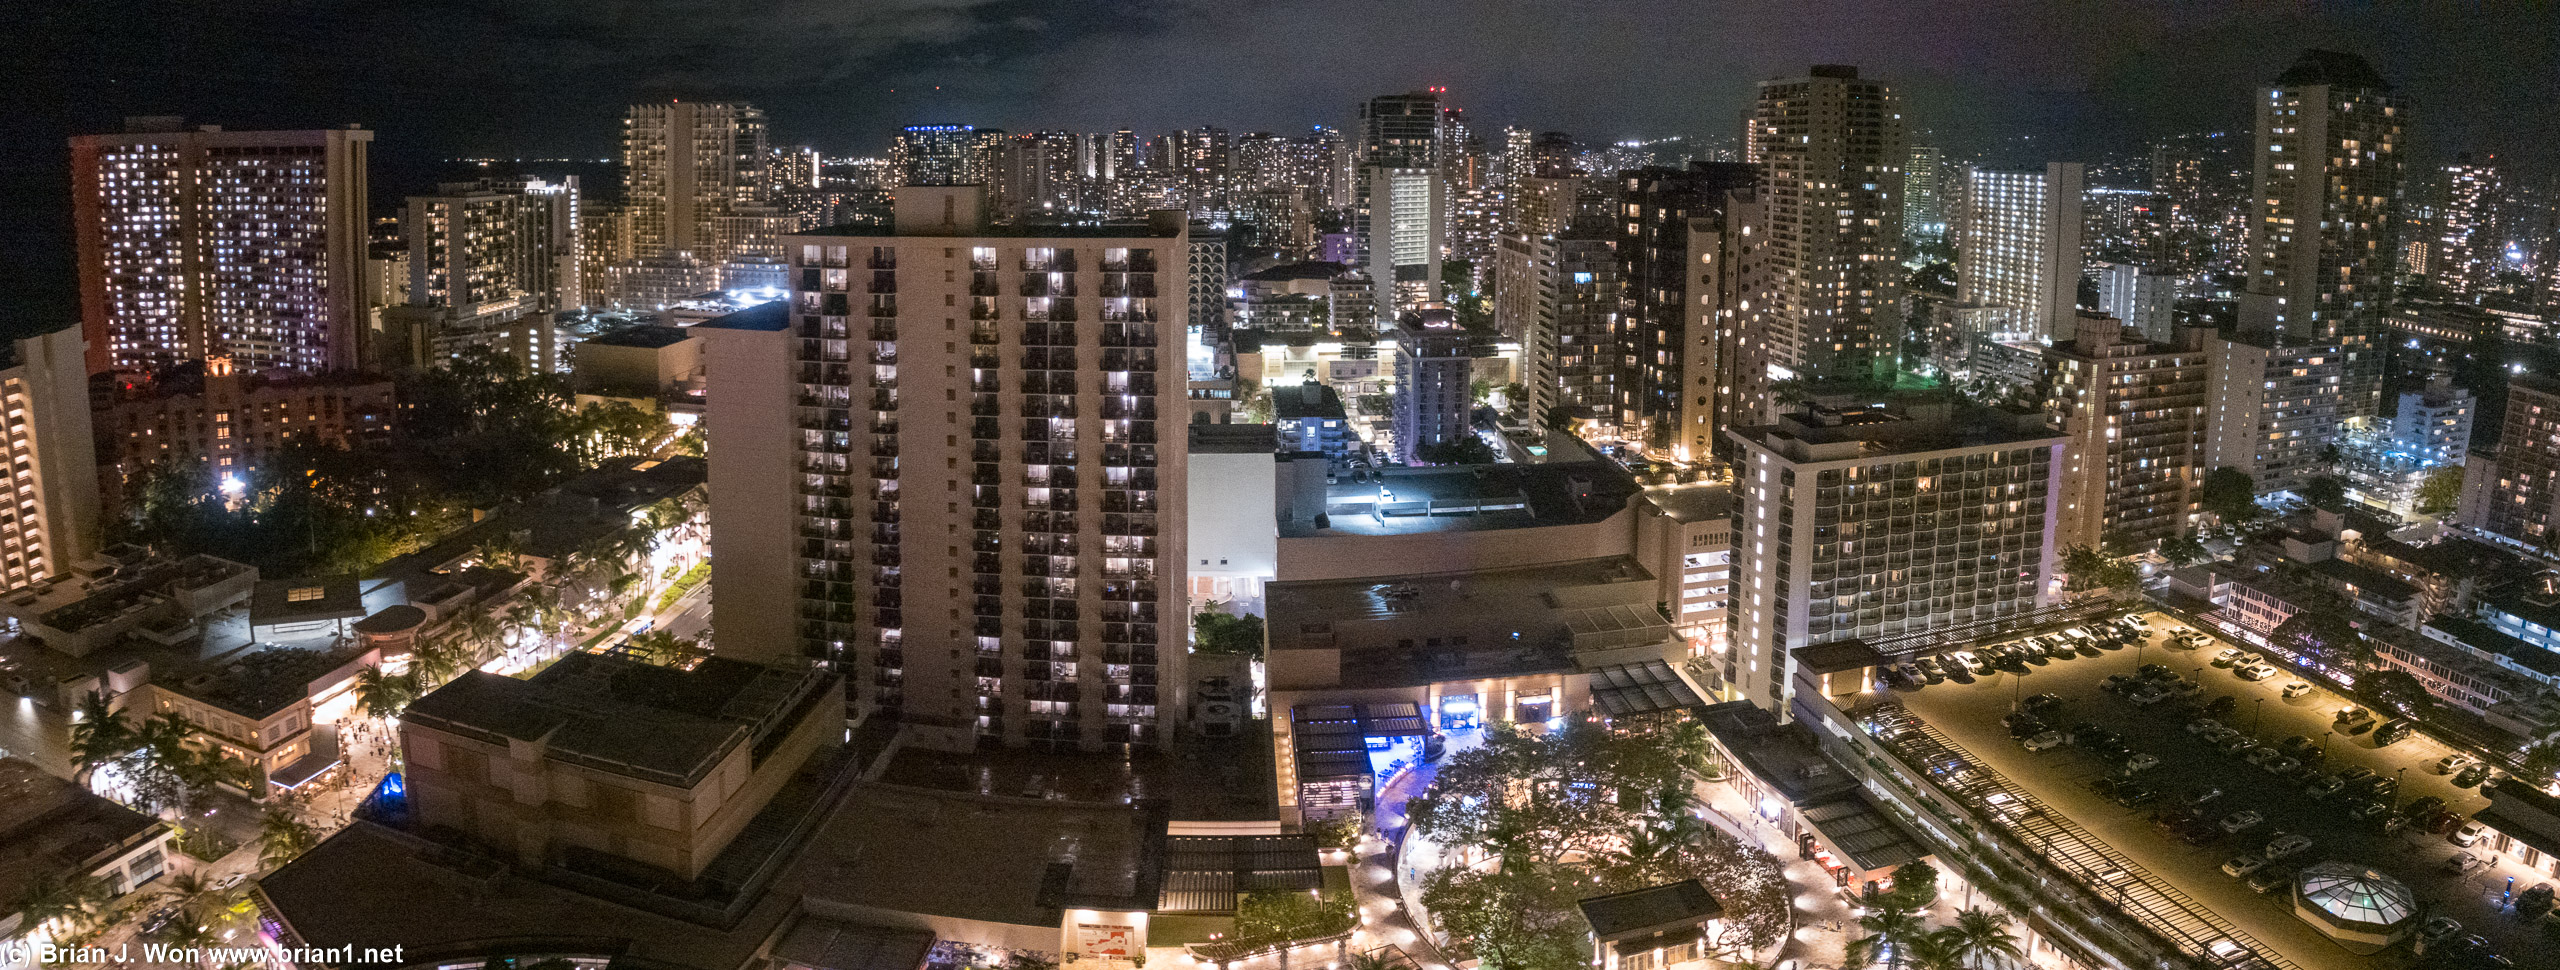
1697, 779, 1848, 969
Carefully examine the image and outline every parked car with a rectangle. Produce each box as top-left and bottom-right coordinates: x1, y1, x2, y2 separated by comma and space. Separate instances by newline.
2453, 820, 2488, 846
2113, 783, 2160, 806
2222, 810, 2265, 833
2023, 692, 2064, 713
2170, 679, 2207, 697
2445, 853, 2489, 874
2245, 747, 2285, 768
2246, 866, 2292, 894
2419, 916, 2463, 945
2335, 705, 2373, 727
2342, 717, 2377, 736
2024, 731, 2066, 751
2122, 753, 2161, 774
1944, 663, 1976, 684
2238, 663, 2281, 681
2101, 673, 2136, 692
2221, 854, 2269, 877
2214, 648, 2245, 667
2185, 787, 2226, 809
140, 905, 182, 936
2424, 810, 2462, 835
2216, 735, 2258, 755
2282, 682, 2315, 700
2203, 694, 2238, 716
2260, 756, 2301, 776
2264, 833, 2315, 859
2373, 718, 2415, 746
2186, 718, 2224, 735
2434, 754, 2473, 775
2405, 795, 2448, 819
2454, 763, 2492, 788
2350, 800, 2392, 821
2139, 663, 2177, 680
2130, 687, 2174, 706
2305, 775, 2347, 798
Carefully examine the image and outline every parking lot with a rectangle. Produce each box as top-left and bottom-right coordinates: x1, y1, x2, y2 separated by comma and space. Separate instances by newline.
1893, 610, 2546, 968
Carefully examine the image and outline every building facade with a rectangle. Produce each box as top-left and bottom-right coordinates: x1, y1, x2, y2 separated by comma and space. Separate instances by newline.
2203, 328, 2343, 497
1954, 163, 2084, 344
1392, 308, 1473, 464
2045, 314, 2209, 552
1748, 66, 1906, 386
0, 329, 102, 590
701, 186, 1188, 754
2238, 50, 2405, 424
94, 357, 396, 504
622, 101, 769, 261
2093, 261, 2180, 344
70, 120, 374, 375
1725, 401, 2065, 713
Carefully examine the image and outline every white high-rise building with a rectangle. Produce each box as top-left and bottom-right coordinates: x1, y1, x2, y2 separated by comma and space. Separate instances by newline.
2094, 261, 2180, 344
622, 101, 769, 259
1726, 400, 2065, 713
1955, 163, 2084, 343
1356, 164, 1445, 325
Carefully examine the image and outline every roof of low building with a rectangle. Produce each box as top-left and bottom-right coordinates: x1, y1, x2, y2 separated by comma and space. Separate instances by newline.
586, 324, 699, 350
1577, 880, 1724, 941
401, 653, 822, 788
692, 300, 791, 332
250, 575, 367, 626
1187, 423, 1278, 455
1271, 382, 1346, 421
0, 757, 166, 920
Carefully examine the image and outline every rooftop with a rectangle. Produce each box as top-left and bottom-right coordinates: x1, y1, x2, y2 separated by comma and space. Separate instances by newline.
1285, 457, 1638, 538
166, 645, 365, 720
1728, 398, 2064, 463
250, 574, 366, 626
796, 786, 1170, 926
587, 324, 700, 350
1696, 701, 1860, 806
798, 220, 1184, 240
401, 653, 831, 788
1188, 423, 1278, 455
0, 757, 166, 919
1265, 556, 1668, 689
1271, 382, 1347, 421
1641, 483, 1735, 524
2424, 617, 2560, 679
1240, 261, 1348, 283
691, 300, 791, 332
1577, 880, 1725, 943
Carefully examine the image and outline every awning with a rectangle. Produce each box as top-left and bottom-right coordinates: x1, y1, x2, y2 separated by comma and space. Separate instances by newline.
1158, 834, 1324, 912
1588, 660, 1706, 718
1799, 793, 1928, 872
2476, 804, 2560, 859
772, 915, 935, 970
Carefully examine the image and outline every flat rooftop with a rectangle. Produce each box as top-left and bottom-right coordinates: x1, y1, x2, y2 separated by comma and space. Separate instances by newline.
795, 786, 1170, 926
1642, 483, 1735, 523
691, 300, 790, 332
1286, 459, 1638, 538
587, 324, 699, 349
0, 757, 165, 916
1728, 399, 2064, 461
1265, 556, 1666, 689
401, 653, 827, 788
166, 645, 365, 720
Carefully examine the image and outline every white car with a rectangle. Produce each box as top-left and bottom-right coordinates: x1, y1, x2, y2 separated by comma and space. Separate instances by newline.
2436, 754, 2474, 774
2213, 648, 2244, 666
2221, 854, 2269, 877
2222, 810, 2265, 833
2281, 682, 2314, 700
2185, 718, 2223, 735
2123, 753, 2161, 773
2453, 821, 2488, 846
2023, 731, 2066, 751
2264, 833, 2315, 859
2238, 663, 2280, 682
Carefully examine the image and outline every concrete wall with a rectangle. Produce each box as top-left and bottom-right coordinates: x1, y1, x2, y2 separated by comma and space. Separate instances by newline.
1275, 503, 1638, 583
701, 324, 800, 666
1186, 449, 1278, 614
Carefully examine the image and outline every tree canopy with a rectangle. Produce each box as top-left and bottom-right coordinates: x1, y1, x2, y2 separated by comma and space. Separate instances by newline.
2416, 466, 2464, 515
2199, 467, 2261, 525
1418, 437, 1499, 466
1192, 606, 1265, 657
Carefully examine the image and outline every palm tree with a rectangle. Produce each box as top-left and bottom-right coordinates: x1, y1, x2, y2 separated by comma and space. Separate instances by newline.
15, 870, 111, 936
408, 634, 466, 687
453, 611, 503, 666
69, 690, 136, 782
1843, 896, 1931, 970
1903, 932, 1967, 970
153, 868, 240, 928
351, 666, 418, 722
627, 629, 691, 667
1937, 907, 2024, 970
258, 809, 320, 870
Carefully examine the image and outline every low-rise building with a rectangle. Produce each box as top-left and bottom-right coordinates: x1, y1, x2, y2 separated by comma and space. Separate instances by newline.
572, 324, 705, 409
93, 356, 395, 504
146, 644, 373, 790
1269, 382, 1352, 462
0, 757, 175, 968
0, 552, 256, 659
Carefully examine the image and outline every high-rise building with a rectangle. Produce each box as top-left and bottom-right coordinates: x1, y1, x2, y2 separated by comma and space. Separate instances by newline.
1357, 91, 1442, 168
2391, 375, 2473, 469
622, 101, 769, 259
2093, 260, 2181, 343
385, 178, 581, 371
2044, 313, 2210, 552
2434, 153, 2504, 299
1750, 66, 1906, 386
2460, 375, 2560, 555
0, 329, 102, 588
1169, 128, 1234, 221
700, 187, 1188, 753
1495, 227, 1620, 424
1619, 164, 1767, 460
890, 125, 1003, 187
1725, 400, 2065, 712
70, 118, 374, 375
997, 131, 1085, 220
1904, 146, 1945, 240
2148, 131, 2249, 274
1392, 307, 1473, 464
1954, 163, 2084, 343
1355, 163, 1445, 323
2203, 327, 2343, 497
2239, 50, 2405, 424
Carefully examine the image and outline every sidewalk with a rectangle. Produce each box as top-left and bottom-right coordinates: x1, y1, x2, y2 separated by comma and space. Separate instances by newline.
1697, 778, 1848, 969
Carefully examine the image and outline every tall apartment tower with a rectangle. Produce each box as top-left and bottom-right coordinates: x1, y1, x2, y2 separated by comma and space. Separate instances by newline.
402, 178, 580, 315
622, 101, 769, 258
2044, 313, 2210, 552
1954, 163, 2084, 343
1495, 227, 1621, 425
1749, 66, 1906, 386
1355, 164, 1446, 324
2203, 328, 2343, 497
2093, 261, 2181, 343
1392, 307, 1473, 464
700, 187, 1188, 754
2239, 50, 2404, 425
1357, 91, 1443, 168
2460, 376, 2560, 554
889, 125, 1005, 188
2434, 154, 2504, 299
0, 329, 103, 588
1725, 400, 2065, 713
1904, 146, 1945, 239
70, 119, 373, 375
1619, 163, 1768, 461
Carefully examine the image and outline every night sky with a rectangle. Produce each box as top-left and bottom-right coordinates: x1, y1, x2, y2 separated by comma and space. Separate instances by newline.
4, 0, 2555, 326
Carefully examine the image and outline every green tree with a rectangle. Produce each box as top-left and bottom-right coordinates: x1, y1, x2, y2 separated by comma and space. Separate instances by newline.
258, 809, 321, 870
2159, 532, 2210, 568
2301, 474, 2348, 510
2270, 605, 2366, 676
2059, 546, 2139, 597
1192, 606, 1266, 657
13, 870, 114, 938
352, 666, 420, 722
1891, 859, 1940, 910
1418, 437, 1499, 465
2416, 466, 2464, 515
1844, 895, 1932, 969
1937, 907, 2025, 970
69, 691, 136, 783
2520, 738, 2560, 787
2359, 668, 2435, 719
627, 628, 696, 667
2199, 466, 2261, 525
